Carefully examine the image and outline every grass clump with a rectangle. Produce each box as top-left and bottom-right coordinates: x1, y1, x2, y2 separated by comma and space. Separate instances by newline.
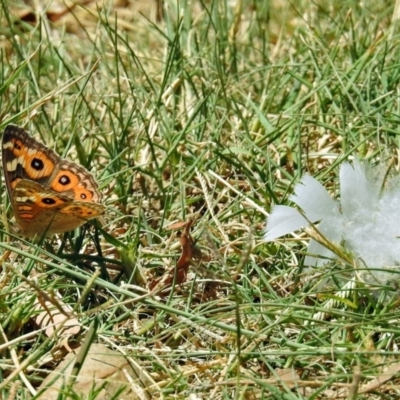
0, 0, 400, 398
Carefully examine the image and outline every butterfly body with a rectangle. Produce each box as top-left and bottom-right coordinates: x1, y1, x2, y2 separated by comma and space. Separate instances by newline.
2, 125, 105, 236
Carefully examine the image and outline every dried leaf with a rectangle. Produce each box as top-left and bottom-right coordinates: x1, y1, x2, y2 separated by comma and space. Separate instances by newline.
359, 361, 400, 394
33, 296, 80, 338
149, 219, 198, 292
37, 343, 151, 399
275, 368, 301, 389
175, 219, 196, 281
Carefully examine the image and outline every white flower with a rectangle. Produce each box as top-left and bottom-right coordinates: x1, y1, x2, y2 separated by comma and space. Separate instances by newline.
264, 160, 400, 284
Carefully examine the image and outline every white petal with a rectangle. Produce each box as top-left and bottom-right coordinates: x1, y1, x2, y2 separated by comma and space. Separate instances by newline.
304, 219, 344, 266
340, 160, 379, 217
290, 175, 340, 221
264, 205, 308, 241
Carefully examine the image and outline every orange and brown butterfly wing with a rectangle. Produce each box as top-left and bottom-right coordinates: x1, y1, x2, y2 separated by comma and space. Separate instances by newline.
12, 180, 104, 235
2, 124, 60, 195
12, 180, 75, 234
2, 125, 105, 235
50, 160, 103, 204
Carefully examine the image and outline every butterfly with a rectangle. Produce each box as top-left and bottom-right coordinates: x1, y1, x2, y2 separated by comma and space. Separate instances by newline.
2, 124, 106, 236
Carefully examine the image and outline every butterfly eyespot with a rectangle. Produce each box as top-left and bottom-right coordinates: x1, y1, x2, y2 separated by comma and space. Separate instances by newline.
32, 158, 44, 171
42, 198, 56, 205
59, 175, 71, 185
80, 193, 87, 199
